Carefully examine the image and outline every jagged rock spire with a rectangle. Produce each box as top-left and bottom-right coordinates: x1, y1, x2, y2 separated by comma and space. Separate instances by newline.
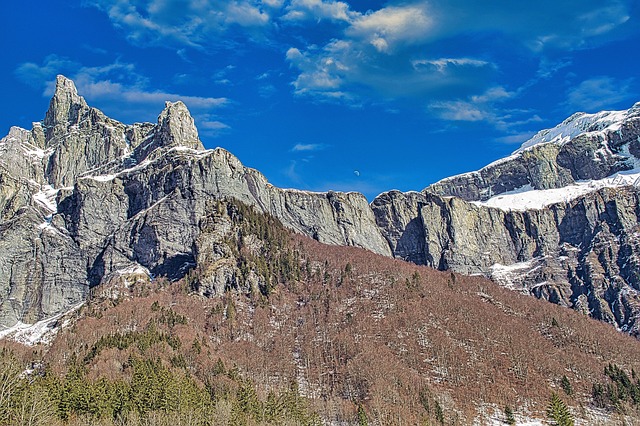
156, 101, 204, 151
44, 75, 88, 141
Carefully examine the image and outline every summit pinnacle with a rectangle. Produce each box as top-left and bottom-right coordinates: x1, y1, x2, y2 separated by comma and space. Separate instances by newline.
156, 101, 204, 151
44, 75, 88, 142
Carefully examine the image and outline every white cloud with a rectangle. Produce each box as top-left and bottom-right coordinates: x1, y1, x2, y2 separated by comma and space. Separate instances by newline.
430, 100, 489, 122
226, 1, 270, 26
348, 5, 433, 52
199, 120, 230, 130
84, 0, 637, 116
576, 4, 630, 38
471, 86, 515, 103
89, 0, 271, 48
412, 58, 491, 73
286, 44, 350, 99
284, 0, 635, 103
429, 86, 527, 127
262, 0, 284, 7
566, 76, 635, 111
79, 81, 228, 109
286, 37, 497, 102
282, 0, 354, 22
15, 55, 77, 88
291, 143, 327, 152
90, 0, 634, 53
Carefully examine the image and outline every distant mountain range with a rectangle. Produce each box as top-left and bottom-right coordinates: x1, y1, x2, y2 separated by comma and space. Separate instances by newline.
2, 75, 640, 338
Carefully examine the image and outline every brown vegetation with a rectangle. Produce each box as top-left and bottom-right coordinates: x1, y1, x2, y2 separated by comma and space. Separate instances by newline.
3, 200, 640, 424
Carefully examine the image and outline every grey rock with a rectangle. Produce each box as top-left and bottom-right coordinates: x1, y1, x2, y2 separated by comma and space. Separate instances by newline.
372, 181, 640, 336
0, 76, 390, 330
427, 104, 640, 201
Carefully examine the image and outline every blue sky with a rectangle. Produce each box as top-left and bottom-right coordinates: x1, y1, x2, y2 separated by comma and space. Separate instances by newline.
2, 0, 640, 199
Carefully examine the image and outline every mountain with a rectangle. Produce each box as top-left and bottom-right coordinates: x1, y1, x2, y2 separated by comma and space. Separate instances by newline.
3, 76, 640, 424
3, 197, 640, 425
0, 76, 389, 330
1, 75, 640, 338
373, 102, 640, 335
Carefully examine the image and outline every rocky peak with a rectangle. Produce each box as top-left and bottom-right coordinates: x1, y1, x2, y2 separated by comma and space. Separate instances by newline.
426, 102, 640, 202
43, 75, 88, 142
156, 101, 204, 151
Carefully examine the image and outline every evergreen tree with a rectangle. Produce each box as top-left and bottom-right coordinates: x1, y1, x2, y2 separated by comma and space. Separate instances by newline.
561, 375, 573, 396
356, 403, 368, 426
504, 405, 516, 425
435, 400, 445, 425
547, 392, 574, 426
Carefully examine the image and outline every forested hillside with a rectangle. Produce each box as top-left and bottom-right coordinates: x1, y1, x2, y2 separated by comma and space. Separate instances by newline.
3, 199, 640, 425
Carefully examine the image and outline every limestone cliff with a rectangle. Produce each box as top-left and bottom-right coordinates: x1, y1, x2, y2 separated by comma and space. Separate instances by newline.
372, 104, 640, 335
427, 104, 640, 200
0, 76, 389, 329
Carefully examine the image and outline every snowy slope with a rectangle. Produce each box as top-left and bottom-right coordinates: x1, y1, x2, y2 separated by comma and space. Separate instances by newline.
473, 139, 640, 211
0, 303, 83, 346
472, 170, 640, 211
515, 102, 639, 153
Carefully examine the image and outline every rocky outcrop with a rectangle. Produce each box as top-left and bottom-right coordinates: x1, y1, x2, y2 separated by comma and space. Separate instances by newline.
427, 104, 640, 201
0, 76, 390, 329
372, 186, 640, 335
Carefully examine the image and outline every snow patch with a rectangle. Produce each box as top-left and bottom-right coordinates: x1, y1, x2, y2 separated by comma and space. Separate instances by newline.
85, 173, 118, 182
169, 145, 210, 157
37, 215, 65, 237
115, 264, 151, 277
489, 260, 539, 291
473, 168, 640, 211
32, 184, 58, 213
516, 108, 632, 153
22, 144, 52, 160
0, 303, 83, 346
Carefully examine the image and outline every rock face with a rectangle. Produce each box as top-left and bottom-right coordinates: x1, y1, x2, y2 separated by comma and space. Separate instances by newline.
428, 106, 640, 201
0, 76, 390, 330
2, 75, 640, 338
372, 104, 640, 336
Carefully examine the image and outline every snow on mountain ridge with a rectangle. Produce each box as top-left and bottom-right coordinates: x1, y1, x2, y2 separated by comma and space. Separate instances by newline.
474, 130, 640, 211
515, 103, 640, 154
471, 170, 640, 211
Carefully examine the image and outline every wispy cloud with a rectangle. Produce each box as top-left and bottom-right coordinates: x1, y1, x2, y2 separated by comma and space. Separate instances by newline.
84, 0, 637, 112
428, 85, 546, 143
494, 131, 538, 145
88, 0, 271, 49
284, 0, 635, 105
90, 0, 627, 55
286, 44, 349, 100
195, 114, 231, 137
282, 0, 354, 23
429, 100, 489, 122
566, 76, 635, 111
348, 4, 433, 53
291, 143, 327, 152
412, 58, 492, 73
429, 86, 516, 123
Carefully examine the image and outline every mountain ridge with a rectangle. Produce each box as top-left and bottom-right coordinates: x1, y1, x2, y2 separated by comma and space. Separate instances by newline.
2, 75, 640, 338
